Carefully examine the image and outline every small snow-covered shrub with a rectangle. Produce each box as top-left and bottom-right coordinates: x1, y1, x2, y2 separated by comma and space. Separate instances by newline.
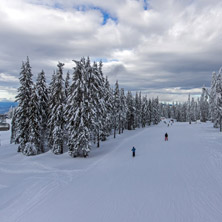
23, 142, 38, 156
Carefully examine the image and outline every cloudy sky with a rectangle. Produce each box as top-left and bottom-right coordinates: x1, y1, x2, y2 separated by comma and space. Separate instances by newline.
0, 0, 222, 102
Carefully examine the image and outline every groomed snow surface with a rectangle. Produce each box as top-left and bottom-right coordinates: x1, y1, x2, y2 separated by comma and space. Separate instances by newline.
1, 120, 222, 222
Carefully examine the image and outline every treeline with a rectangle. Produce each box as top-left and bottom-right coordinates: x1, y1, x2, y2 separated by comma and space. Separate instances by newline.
11, 57, 161, 157
160, 67, 222, 131
160, 94, 204, 123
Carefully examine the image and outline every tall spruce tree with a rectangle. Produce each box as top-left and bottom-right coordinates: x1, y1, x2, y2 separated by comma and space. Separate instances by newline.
65, 71, 70, 99
126, 91, 135, 130
48, 70, 56, 148
67, 58, 91, 157
187, 94, 191, 124
141, 96, 148, 128
119, 88, 126, 133
35, 70, 48, 152
147, 99, 152, 125
90, 61, 106, 147
48, 62, 65, 154
215, 70, 222, 131
14, 57, 34, 153
113, 81, 120, 138
103, 76, 113, 138
200, 88, 209, 122
23, 84, 41, 155
152, 97, 160, 124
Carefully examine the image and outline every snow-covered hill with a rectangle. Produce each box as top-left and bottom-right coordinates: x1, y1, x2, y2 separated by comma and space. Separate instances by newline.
1, 121, 222, 222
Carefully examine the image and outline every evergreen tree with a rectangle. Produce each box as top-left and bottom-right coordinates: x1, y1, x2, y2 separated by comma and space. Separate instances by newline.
119, 88, 127, 133
171, 102, 177, 119
187, 94, 191, 124
134, 92, 142, 128
98, 63, 112, 141
152, 97, 160, 124
181, 103, 187, 122
65, 71, 70, 99
200, 88, 209, 122
175, 103, 181, 122
15, 57, 34, 153
126, 91, 135, 130
67, 58, 91, 157
10, 108, 18, 144
102, 76, 113, 139
196, 98, 201, 121
113, 81, 120, 138
215, 70, 222, 131
190, 97, 196, 122
47, 71, 56, 149
48, 62, 65, 154
90, 60, 106, 147
23, 84, 41, 155
147, 99, 152, 125
209, 72, 217, 125
141, 96, 148, 128
35, 70, 48, 152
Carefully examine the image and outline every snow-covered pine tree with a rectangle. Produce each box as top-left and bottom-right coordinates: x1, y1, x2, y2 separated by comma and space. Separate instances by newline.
102, 76, 113, 139
152, 97, 160, 124
195, 98, 201, 121
141, 95, 148, 128
190, 97, 196, 122
187, 94, 191, 124
181, 102, 187, 122
47, 70, 57, 148
35, 70, 49, 152
200, 88, 209, 122
67, 58, 91, 157
126, 91, 135, 130
48, 62, 65, 154
134, 92, 142, 128
90, 60, 106, 147
209, 72, 217, 125
65, 71, 70, 99
23, 84, 41, 156
147, 98, 152, 125
113, 81, 120, 138
49, 71, 56, 97
215, 69, 222, 131
10, 108, 18, 144
171, 102, 177, 119
14, 57, 34, 152
175, 103, 181, 122
166, 104, 171, 119
119, 88, 126, 133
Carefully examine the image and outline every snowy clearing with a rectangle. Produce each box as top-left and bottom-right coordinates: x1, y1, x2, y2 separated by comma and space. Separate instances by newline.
1, 121, 222, 222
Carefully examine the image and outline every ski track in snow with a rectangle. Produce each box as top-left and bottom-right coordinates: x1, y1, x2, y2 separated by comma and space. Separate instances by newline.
1, 121, 222, 221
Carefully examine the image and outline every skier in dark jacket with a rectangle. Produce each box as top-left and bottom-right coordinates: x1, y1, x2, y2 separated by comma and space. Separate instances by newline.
165, 133, 168, 141
131, 146, 136, 157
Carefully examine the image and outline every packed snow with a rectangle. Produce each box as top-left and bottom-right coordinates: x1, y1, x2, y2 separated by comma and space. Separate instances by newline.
1, 120, 222, 222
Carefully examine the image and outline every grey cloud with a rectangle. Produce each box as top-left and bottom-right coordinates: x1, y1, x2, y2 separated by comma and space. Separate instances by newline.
1, 0, 222, 102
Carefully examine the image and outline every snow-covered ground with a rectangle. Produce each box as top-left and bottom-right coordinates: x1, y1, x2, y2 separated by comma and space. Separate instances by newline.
1, 121, 222, 222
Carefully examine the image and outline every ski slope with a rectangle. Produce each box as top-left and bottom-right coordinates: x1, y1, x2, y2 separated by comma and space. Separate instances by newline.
1, 121, 222, 222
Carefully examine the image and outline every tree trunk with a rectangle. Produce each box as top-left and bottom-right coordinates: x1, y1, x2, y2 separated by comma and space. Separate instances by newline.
220, 115, 222, 132
97, 133, 100, 148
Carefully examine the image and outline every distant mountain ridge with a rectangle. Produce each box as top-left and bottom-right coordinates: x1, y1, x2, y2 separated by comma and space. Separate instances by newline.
0, 102, 17, 114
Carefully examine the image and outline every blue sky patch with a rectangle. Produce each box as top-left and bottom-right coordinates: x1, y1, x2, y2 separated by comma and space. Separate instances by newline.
75, 5, 118, 25
93, 7, 118, 25
143, 0, 149, 10
53, 3, 64, 10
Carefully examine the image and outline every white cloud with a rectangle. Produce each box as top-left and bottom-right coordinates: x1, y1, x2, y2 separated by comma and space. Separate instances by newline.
0, 73, 18, 82
0, 0, 222, 102
0, 86, 17, 101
